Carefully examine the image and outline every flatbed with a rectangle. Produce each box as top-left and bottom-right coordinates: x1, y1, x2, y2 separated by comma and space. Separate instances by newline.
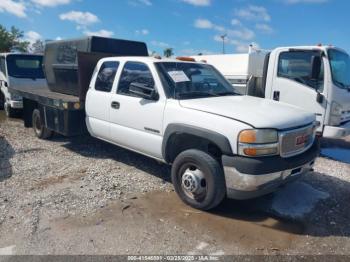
7, 36, 149, 138
9, 84, 86, 137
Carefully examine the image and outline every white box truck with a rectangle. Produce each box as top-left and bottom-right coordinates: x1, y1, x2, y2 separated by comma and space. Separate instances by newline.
0, 53, 47, 117
191, 45, 350, 139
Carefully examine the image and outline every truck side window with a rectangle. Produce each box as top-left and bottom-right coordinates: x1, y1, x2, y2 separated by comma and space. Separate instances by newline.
117, 61, 155, 97
95, 61, 119, 92
278, 51, 324, 91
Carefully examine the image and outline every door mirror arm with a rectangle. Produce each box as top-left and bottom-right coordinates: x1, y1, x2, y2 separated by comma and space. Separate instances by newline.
129, 82, 159, 101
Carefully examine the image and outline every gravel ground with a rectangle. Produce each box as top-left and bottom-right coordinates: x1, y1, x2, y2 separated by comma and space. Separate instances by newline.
0, 112, 350, 256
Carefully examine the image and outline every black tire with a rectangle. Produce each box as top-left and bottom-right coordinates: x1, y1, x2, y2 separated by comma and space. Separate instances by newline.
5, 103, 17, 118
171, 149, 226, 210
0, 93, 4, 110
32, 109, 53, 139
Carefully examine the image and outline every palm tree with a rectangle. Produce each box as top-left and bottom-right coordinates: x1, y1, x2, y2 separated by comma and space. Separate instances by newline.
163, 48, 174, 58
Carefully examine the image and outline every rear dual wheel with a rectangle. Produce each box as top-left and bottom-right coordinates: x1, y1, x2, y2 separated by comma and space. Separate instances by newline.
171, 149, 226, 210
32, 109, 53, 139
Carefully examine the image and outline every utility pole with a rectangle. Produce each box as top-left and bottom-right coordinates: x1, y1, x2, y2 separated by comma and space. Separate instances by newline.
221, 34, 227, 54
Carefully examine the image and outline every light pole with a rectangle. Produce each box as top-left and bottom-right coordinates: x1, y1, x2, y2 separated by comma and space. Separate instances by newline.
220, 34, 227, 54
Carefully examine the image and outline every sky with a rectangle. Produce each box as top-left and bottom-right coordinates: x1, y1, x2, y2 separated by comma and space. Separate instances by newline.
0, 0, 349, 55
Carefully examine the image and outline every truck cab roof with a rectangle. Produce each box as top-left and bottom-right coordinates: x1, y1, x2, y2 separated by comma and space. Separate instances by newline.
0, 53, 43, 57
98, 56, 203, 64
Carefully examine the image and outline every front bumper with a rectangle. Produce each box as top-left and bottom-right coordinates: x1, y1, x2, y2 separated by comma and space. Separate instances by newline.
222, 141, 319, 200
323, 122, 350, 138
7, 100, 23, 109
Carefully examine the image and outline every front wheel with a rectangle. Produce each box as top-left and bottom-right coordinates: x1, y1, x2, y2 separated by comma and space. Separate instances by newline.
32, 109, 53, 139
171, 149, 226, 210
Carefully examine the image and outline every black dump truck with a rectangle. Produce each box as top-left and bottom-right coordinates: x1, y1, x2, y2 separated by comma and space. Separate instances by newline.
8, 36, 148, 138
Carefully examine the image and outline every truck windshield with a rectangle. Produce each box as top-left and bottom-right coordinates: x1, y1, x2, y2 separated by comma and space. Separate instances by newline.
156, 62, 239, 99
6, 55, 45, 79
328, 49, 350, 90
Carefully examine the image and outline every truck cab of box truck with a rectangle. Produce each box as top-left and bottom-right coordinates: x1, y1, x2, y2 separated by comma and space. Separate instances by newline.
265, 46, 350, 138
0, 53, 46, 117
192, 46, 350, 139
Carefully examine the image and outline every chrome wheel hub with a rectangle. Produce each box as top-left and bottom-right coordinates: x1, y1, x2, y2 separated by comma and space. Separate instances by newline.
181, 167, 206, 197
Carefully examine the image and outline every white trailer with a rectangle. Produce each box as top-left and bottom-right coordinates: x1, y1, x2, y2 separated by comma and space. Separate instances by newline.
191, 46, 350, 139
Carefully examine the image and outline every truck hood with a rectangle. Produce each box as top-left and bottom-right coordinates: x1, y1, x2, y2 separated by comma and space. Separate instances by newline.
179, 96, 315, 130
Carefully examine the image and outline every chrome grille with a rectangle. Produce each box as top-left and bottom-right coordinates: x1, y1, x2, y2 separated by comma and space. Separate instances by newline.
279, 124, 315, 158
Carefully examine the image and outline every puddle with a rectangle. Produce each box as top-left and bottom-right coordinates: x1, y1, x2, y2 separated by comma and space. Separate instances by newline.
321, 148, 350, 164
269, 181, 330, 219
51, 191, 305, 253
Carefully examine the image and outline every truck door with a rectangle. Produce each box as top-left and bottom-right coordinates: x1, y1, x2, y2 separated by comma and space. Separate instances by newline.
269, 50, 327, 130
85, 61, 120, 140
109, 61, 166, 159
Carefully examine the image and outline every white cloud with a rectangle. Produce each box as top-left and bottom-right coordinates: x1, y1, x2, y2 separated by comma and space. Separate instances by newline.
256, 23, 273, 34
59, 11, 99, 26
284, 0, 328, 3
55, 36, 62, 40
150, 41, 170, 48
25, 31, 42, 44
228, 28, 255, 41
136, 29, 149, 35
84, 29, 114, 37
0, 0, 26, 18
235, 5, 271, 22
31, 0, 71, 7
231, 19, 242, 26
129, 0, 152, 6
194, 18, 213, 29
181, 0, 211, 6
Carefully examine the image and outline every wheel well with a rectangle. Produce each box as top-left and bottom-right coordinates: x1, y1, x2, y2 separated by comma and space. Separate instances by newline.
165, 133, 223, 164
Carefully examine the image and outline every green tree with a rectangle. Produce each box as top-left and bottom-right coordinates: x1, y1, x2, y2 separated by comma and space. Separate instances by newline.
163, 48, 174, 58
0, 25, 29, 52
31, 39, 45, 54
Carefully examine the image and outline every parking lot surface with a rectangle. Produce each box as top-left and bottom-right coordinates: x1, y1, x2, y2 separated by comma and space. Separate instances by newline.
0, 111, 350, 255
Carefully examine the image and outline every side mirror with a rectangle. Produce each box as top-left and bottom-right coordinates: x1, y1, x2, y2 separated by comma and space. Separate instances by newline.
310, 55, 322, 80
129, 82, 159, 101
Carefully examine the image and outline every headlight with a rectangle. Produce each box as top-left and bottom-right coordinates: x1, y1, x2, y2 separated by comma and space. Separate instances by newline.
238, 129, 279, 157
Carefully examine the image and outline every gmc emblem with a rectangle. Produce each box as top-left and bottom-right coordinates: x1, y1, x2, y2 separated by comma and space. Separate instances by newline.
295, 134, 309, 146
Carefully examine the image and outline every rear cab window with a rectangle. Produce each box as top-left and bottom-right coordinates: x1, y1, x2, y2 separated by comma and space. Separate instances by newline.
6, 55, 44, 79
95, 61, 119, 92
277, 51, 324, 91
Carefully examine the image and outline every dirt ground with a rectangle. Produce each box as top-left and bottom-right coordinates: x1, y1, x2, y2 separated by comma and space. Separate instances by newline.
0, 111, 350, 257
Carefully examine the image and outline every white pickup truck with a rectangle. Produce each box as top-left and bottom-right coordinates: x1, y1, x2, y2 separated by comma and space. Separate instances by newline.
84, 57, 319, 210
10, 37, 319, 210
0, 53, 46, 117
191, 45, 350, 139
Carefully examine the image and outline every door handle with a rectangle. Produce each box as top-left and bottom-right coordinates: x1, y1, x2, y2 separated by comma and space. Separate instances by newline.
111, 101, 120, 109
273, 91, 280, 101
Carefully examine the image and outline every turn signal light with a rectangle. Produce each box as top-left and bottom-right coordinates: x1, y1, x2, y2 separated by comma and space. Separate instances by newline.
239, 130, 256, 143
